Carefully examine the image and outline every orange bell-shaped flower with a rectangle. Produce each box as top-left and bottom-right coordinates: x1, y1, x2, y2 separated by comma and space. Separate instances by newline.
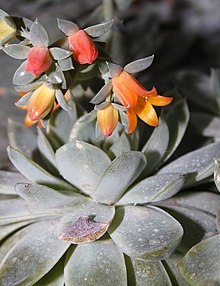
25, 47, 52, 77
97, 104, 119, 137
27, 84, 55, 121
68, 30, 98, 64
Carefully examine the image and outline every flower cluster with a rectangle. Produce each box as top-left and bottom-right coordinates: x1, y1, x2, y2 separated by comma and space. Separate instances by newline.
1, 9, 172, 136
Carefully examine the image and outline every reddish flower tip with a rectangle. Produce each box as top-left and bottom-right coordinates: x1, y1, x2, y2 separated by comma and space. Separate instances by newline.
68, 30, 98, 64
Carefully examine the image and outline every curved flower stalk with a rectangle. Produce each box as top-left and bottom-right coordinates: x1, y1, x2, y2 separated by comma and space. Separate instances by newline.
91, 56, 173, 136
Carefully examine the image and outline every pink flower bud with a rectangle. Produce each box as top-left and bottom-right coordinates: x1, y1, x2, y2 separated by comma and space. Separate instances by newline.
68, 30, 98, 64
25, 47, 52, 77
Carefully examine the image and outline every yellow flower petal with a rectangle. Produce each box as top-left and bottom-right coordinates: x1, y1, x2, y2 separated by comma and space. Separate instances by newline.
135, 97, 158, 126
97, 104, 118, 137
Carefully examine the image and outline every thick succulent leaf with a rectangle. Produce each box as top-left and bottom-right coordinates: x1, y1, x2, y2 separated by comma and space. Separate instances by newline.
141, 113, 169, 176
57, 199, 115, 243
15, 91, 32, 107
159, 142, 220, 187
8, 119, 38, 157
0, 221, 70, 286
162, 96, 189, 163
163, 205, 218, 253
35, 258, 64, 286
162, 191, 220, 216
108, 132, 131, 158
0, 221, 32, 242
7, 146, 73, 191
57, 18, 79, 36
58, 57, 74, 71
84, 19, 114, 37
214, 158, 220, 192
216, 210, 220, 233
64, 239, 127, 286
50, 47, 72, 60
15, 183, 84, 210
118, 173, 185, 205
124, 55, 154, 74
107, 62, 123, 78
126, 257, 172, 286
90, 81, 112, 105
164, 252, 191, 286
47, 108, 77, 148
55, 140, 111, 193
190, 112, 220, 138
13, 61, 35, 85
0, 170, 28, 194
109, 205, 183, 260
179, 235, 220, 285
69, 117, 97, 145
115, 0, 135, 10
30, 20, 49, 47
37, 127, 57, 172
48, 63, 65, 85
3, 44, 30, 59
91, 151, 147, 204
55, 89, 72, 112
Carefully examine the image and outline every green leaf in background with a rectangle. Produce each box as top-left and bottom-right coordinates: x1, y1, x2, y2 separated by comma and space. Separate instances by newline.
84, 19, 114, 37
0, 221, 70, 286
3, 44, 30, 59
124, 55, 154, 74
159, 142, 220, 187
179, 235, 220, 286
118, 173, 185, 205
141, 113, 169, 176
7, 146, 74, 191
64, 240, 127, 286
126, 257, 172, 286
55, 140, 111, 194
30, 19, 49, 47
108, 132, 131, 158
109, 205, 183, 260
91, 151, 146, 204
8, 119, 37, 157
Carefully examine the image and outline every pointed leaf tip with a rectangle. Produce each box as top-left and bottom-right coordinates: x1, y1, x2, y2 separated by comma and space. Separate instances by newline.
124, 55, 154, 73
84, 19, 114, 37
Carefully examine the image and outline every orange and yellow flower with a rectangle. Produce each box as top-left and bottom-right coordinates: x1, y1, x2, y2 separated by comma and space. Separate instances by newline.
112, 70, 173, 134
25, 47, 52, 78
68, 30, 98, 64
97, 104, 119, 137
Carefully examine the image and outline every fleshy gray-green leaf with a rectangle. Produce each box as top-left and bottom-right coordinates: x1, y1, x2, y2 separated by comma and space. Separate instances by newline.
64, 239, 127, 286
55, 89, 72, 112
0, 221, 70, 286
214, 158, 220, 192
162, 96, 189, 163
141, 113, 169, 176
55, 140, 111, 194
109, 205, 183, 260
15, 183, 84, 209
118, 173, 185, 205
3, 44, 30, 59
58, 57, 74, 71
126, 257, 172, 286
30, 19, 49, 47
49, 47, 72, 60
108, 132, 131, 158
0, 170, 28, 195
84, 19, 114, 37
124, 55, 154, 74
57, 18, 79, 36
179, 235, 220, 286
107, 62, 123, 78
7, 146, 73, 191
13, 61, 35, 85
90, 80, 112, 105
35, 258, 65, 286
8, 118, 38, 158
159, 142, 220, 187
48, 63, 65, 85
91, 151, 147, 204
0, 221, 32, 242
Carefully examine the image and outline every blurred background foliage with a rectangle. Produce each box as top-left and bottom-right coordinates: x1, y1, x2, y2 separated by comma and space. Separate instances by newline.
1, 0, 220, 168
